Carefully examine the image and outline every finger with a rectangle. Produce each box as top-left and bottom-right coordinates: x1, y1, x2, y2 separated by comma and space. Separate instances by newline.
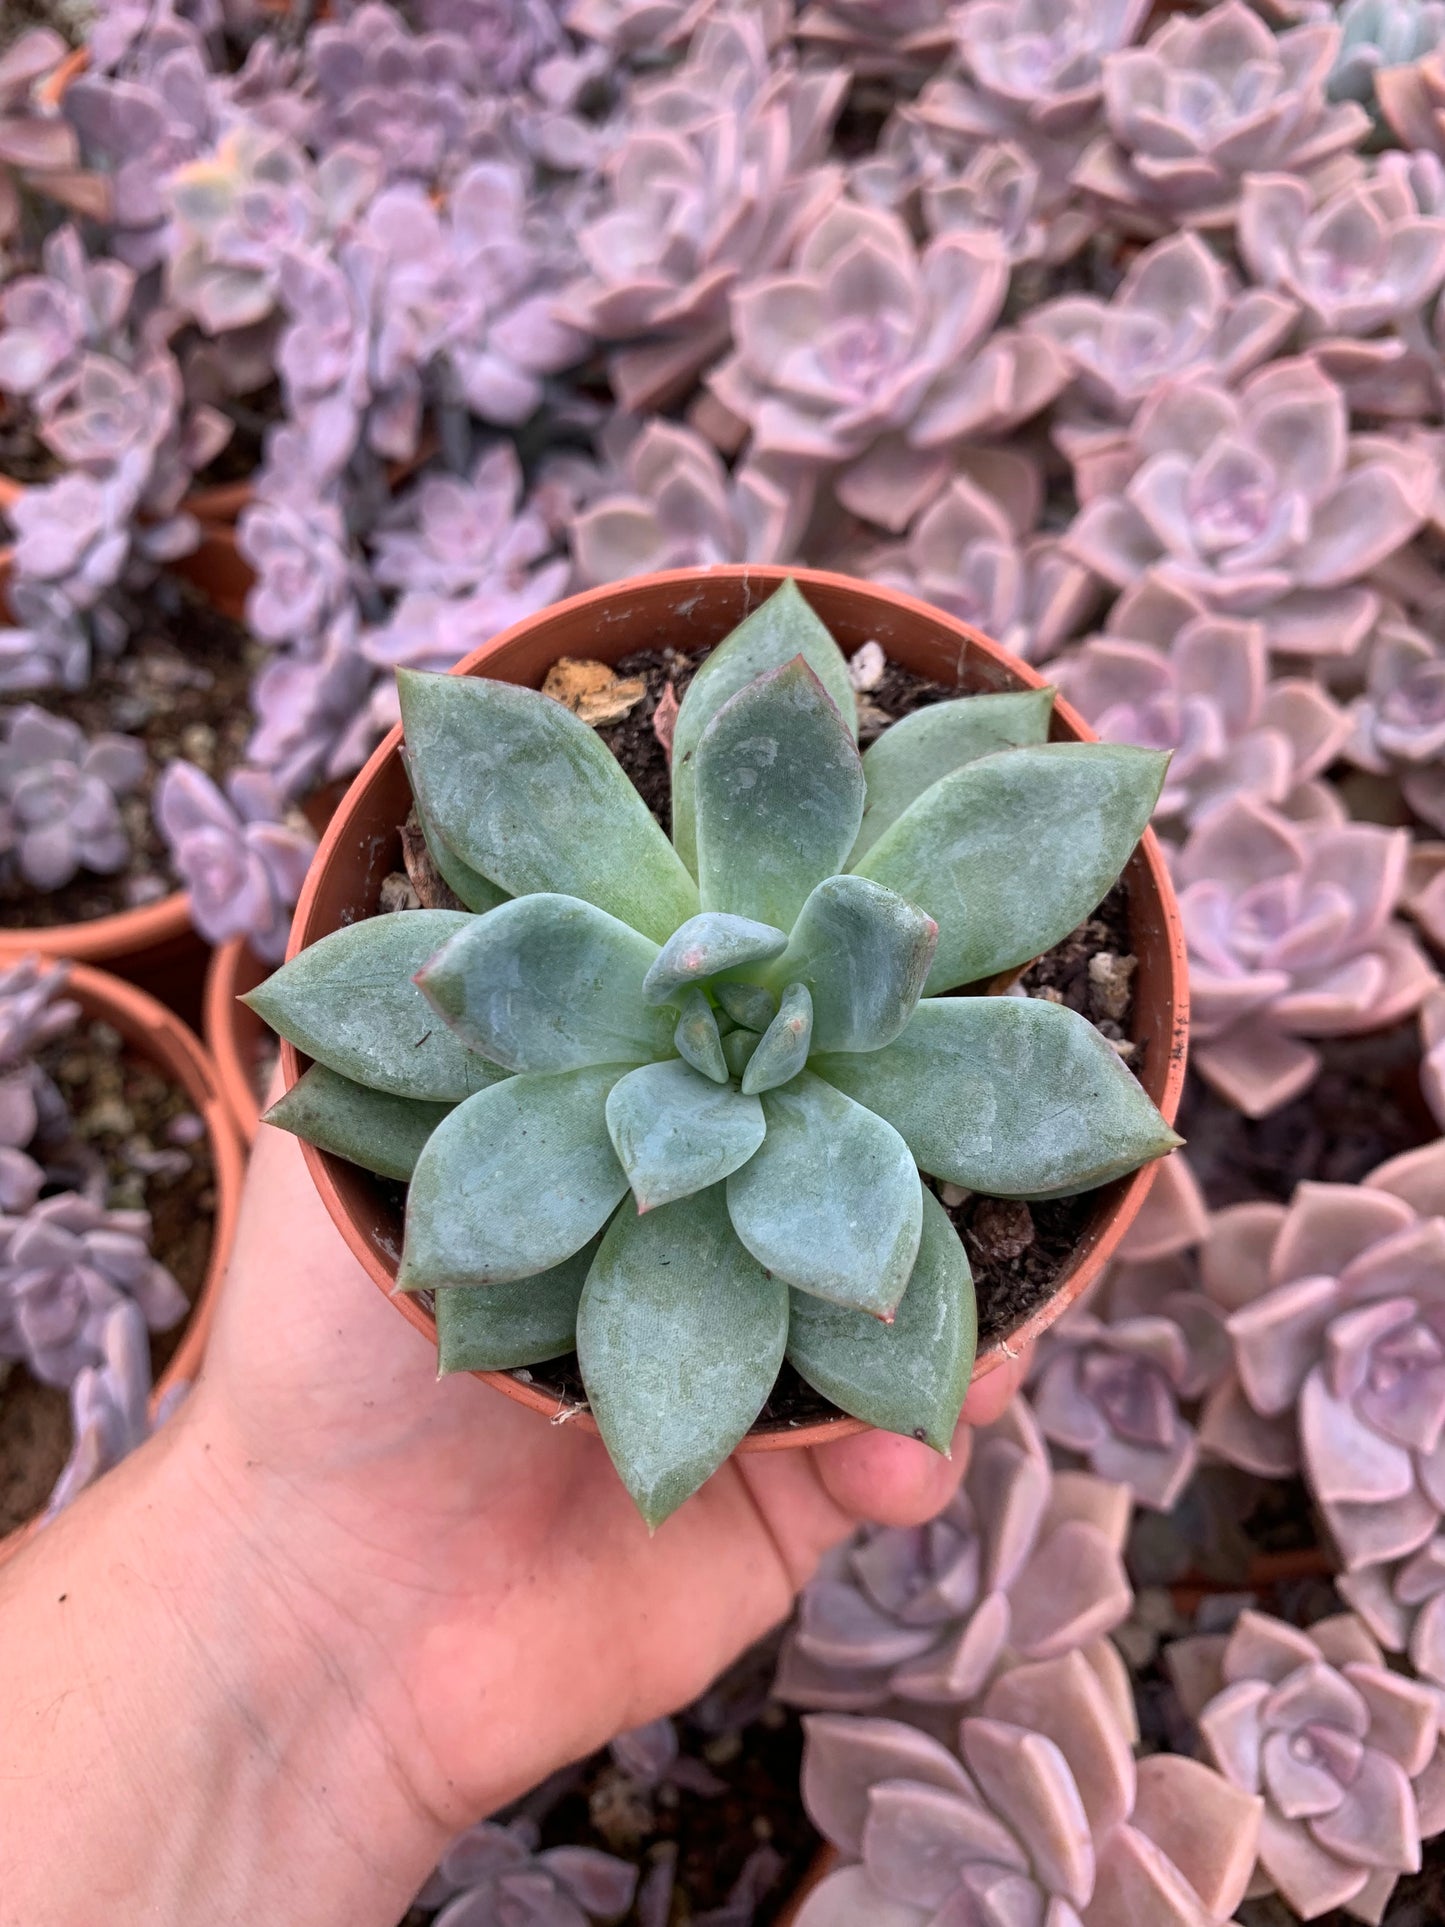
810, 1422, 964, 1529
961, 1345, 1031, 1429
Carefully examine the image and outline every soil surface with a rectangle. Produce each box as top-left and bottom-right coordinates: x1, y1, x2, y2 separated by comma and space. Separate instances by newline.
1, 573, 260, 929
370, 646, 1150, 1433
0, 1015, 218, 1536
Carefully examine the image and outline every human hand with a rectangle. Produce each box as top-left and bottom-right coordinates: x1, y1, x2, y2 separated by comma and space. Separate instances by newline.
0, 1113, 1025, 1927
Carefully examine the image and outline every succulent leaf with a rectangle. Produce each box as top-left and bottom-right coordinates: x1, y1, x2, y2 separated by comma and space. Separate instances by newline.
242, 912, 505, 1102
398, 1066, 629, 1290
851, 688, 1057, 865
716, 980, 778, 1031
674, 987, 728, 1084
263, 1063, 455, 1180
576, 1184, 790, 1530
606, 1060, 766, 1210
671, 580, 858, 875
741, 982, 813, 1096
727, 1072, 923, 1317
695, 657, 865, 932
403, 751, 508, 913
855, 743, 1169, 992
786, 1189, 976, 1453
397, 669, 699, 942
721, 1028, 760, 1079
764, 874, 938, 1054
414, 894, 674, 1073
435, 1238, 599, 1374
816, 998, 1182, 1199
642, 911, 788, 1006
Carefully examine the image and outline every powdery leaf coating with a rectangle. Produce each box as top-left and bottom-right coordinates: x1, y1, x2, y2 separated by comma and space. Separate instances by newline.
1076, 2, 1372, 233
763, 876, 936, 1055
1169, 1608, 1445, 1922
796, 1648, 1260, 1927
1065, 359, 1436, 659
1177, 797, 1436, 1117
435, 1239, 599, 1377
605, 1060, 765, 1210
1200, 1141, 1445, 1582
777, 1398, 1132, 1711
263, 1064, 454, 1183
577, 1183, 789, 1528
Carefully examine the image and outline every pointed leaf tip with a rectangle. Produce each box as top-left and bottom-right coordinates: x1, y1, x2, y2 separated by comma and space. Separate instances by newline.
741, 982, 813, 1095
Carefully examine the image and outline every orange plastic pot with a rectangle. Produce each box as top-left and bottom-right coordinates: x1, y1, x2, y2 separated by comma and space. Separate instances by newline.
0, 959, 245, 1559
278, 566, 1190, 1450
205, 937, 271, 1144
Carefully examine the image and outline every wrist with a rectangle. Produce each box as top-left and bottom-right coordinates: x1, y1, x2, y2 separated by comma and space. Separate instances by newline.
0, 1396, 451, 1927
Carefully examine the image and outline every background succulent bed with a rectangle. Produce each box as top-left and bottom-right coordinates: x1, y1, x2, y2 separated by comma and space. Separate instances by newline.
248, 580, 1178, 1524
8, 0, 1445, 1920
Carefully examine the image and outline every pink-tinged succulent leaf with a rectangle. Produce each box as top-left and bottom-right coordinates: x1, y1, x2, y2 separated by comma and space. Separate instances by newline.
981, 1651, 1137, 1841
961, 1719, 1095, 1907
802, 1714, 976, 1857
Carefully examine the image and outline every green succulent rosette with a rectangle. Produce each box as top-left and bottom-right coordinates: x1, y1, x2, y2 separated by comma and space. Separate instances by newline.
250, 581, 1179, 1526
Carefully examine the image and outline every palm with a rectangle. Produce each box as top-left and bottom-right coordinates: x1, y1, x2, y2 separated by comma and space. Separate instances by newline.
191, 1122, 1018, 1829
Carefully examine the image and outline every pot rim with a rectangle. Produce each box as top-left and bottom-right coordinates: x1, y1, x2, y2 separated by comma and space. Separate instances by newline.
205, 937, 268, 1146
279, 564, 1190, 1452
0, 955, 245, 1554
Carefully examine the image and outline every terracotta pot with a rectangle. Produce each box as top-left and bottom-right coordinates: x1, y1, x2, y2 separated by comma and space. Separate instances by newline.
279, 566, 1190, 1449
205, 937, 272, 1144
0, 959, 245, 1560
0, 525, 253, 1012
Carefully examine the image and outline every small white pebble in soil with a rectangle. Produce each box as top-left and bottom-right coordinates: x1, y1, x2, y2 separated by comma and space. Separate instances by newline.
1088, 950, 1136, 1022
378, 872, 421, 914
847, 639, 886, 691
938, 1182, 971, 1208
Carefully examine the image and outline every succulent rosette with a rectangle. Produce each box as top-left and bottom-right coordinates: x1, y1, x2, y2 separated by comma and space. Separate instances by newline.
249, 581, 1177, 1524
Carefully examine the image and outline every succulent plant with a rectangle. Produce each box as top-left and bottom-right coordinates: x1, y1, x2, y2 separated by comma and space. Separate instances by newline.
246, 607, 379, 804
1423, 987, 1445, 1128
708, 200, 1067, 533
1075, 2, 1372, 233
0, 224, 133, 408
1168, 1607, 1445, 1922
795, 0, 954, 78
775, 1395, 1133, 1710
154, 762, 315, 963
412, 0, 568, 90
563, 37, 845, 415
248, 580, 1178, 1525
1198, 1139, 1445, 1581
1065, 359, 1437, 660
1031, 1252, 1231, 1511
570, 423, 803, 588
1177, 794, 1436, 1117
1378, 40, 1445, 151
372, 445, 563, 602
1332, 0, 1445, 112
1029, 231, 1299, 429
0, 1190, 186, 1390
1049, 606, 1351, 833
865, 458, 1098, 664
0, 955, 78, 1217
915, 138, 1058, 266
0, 29, 107, 247
1346, 615, 1445, 831
239, 493, 355, 650
795, 1647, 1262, 1927
0, 704, 144, 892
415, 1814, 638, 1925
562, 0, 722, 54
40, 1297, 156, 1518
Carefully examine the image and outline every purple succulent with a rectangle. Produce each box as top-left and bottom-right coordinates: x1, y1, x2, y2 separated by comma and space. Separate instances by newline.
0, 225, 133, 408
5, 472, 136, 616
238, 493, 355, 650
708, 199, 1066, 532
1030, 232, 1299, 447
1169, 1608, 1445, 1921
414, 1815, 638, 1924
154, 763, 314, 962
1197, 1142, 1445, 1577
1076, 2, 1372, 234
865, 456, 1098, 663
609, 1716, 727, 1797
0, 705, 144, 892
246, 610, 378, 804
0, 1191, 185, 1389
564, 27, 845, 415
569, 422, 803, 587
796, 1648, 1262, 1927
0, 580, 90, 699
413, 0, 567, 87
1178, 795, 1436, 1117
0, 29, 106, 244
1031, 1250, 1231, 1511
1423, 988, 1445, 1128
912, 0, 1150, 228
1346, 616, 1445, 831
795, 0, 954, 78
42, 1297, 156, 1520
1066, 359, 1437, 660
918, 137, 1085, 265
1332, 0, 1445, 113
1049, 603, 1351, 833
562, 0, 720, 53
776, 1397, 1133, 1711
0, 956, 78, 1216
